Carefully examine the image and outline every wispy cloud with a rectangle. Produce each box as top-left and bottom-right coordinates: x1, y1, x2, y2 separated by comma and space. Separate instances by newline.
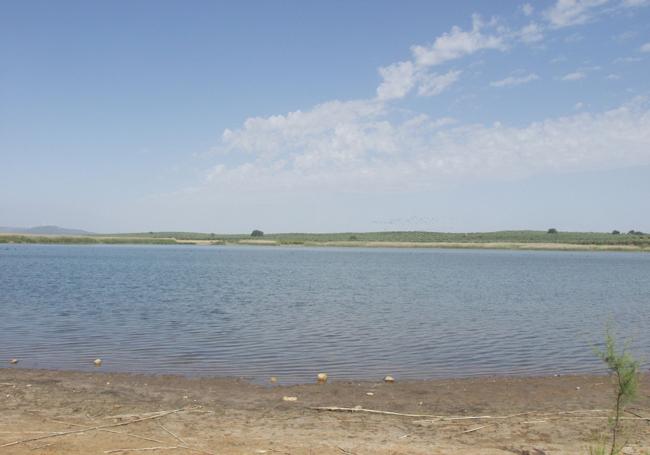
411, 15, 507, 67
196, 7, 650, 196
562, 71, 587, 80
377, 61, 415, 100
417, 70, 462, 96
641, 42, 650, 52
207, 99, 650, 192
490, 73, 540, 87
544, 0, 609, 28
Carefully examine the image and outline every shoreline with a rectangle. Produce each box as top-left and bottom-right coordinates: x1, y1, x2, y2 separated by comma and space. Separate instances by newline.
2, 368, 649, 453
2, 234, 650, 253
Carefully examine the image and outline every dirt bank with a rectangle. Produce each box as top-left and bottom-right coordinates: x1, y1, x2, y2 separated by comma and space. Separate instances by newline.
1, 369, 649, 454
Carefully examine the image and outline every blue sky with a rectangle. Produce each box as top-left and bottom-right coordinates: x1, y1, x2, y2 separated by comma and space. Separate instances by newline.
1, 0, 649, 233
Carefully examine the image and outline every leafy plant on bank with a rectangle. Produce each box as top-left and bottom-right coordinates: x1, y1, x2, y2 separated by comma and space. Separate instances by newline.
589, 330, 640, 455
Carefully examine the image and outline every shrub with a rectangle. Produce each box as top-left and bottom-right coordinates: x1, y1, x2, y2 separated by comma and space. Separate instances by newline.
590, 330, 640, 455
611, 230, 620, 235
547, 228, 558, 234
251, 230, 264, 237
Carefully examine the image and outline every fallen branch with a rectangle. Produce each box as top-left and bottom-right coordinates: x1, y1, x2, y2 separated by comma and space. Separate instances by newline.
0, 409, 183, 448
42, 417, 170, 445
105, 447, 178, 454
460, 424, 490, 434
32, 414, 217, 455
312, 406, 529, 420
311, 406, 440, 418
158, 422, 188, 446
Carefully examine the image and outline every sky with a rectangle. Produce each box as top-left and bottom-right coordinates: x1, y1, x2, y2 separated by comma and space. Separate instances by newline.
1, 0, 650, 233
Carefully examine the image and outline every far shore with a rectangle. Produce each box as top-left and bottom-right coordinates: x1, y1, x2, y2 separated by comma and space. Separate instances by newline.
2, 232, 650, 252
2, 367, 649, 454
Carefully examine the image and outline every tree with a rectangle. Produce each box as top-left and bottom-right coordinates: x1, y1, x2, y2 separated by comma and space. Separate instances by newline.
611, 230, 620, 235
251, 230, 264, 237
547, 228, 558, 234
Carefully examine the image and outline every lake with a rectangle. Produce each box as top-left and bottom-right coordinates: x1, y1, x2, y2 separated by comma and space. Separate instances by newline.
1, 244, 648, 383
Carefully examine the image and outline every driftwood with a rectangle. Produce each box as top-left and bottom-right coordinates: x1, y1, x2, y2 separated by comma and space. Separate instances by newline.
105, 447, 179, 454
157, 421, 188, 446
311, 406, 650, 423
459, 424, 491, 434
22, 409, 218, 455
0, 409, 183, 448
311, 406, 530, 420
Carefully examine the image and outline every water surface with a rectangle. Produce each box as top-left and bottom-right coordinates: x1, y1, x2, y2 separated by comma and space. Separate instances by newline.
1, 244, 648, 383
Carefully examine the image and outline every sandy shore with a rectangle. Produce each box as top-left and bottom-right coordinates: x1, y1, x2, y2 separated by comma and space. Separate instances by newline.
1, 369, 649, 454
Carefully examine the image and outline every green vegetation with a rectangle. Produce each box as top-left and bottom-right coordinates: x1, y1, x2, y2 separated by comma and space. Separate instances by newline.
2, 230, 650, 250
590, 331, 641, 455
251, 229, 264, 237
0, 234, 178, 245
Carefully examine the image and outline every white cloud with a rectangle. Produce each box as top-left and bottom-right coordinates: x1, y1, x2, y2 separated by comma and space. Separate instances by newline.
562, 71, 587, 80
544, 0, 609, 28
207, 99, 650, 192
522, 3, 535, 16
574, 101, 585, 109
622, 0, 650, 6
411, 14, 507, 67
490, 73, 540, 87
641, 42, 650, 52
606, 73, 621, 79
614, 56, 643, 62
197, 10, 650, 195
518, 22, 545, 43
377, 61, 415, 100
417, 70, 462, 96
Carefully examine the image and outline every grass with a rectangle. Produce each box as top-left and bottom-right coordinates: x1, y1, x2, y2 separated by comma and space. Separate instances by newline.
2, 230, 650, 250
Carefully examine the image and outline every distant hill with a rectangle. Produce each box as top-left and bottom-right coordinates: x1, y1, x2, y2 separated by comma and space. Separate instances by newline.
0, 225, 94, 235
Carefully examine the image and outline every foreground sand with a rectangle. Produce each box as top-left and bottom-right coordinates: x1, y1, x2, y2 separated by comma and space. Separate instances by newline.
1, 369, 649, 454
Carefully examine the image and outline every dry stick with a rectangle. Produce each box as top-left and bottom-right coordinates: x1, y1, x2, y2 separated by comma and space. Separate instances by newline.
311, 406, 441, 418
37, 415, 217, 455
157, 421, 188, 446
44, 417, 171, 445
312, 406, 618, 421
312, 406, 530, 420
104, 447, 179, 454
459, 424, 491, 434
0, 409, 183, 448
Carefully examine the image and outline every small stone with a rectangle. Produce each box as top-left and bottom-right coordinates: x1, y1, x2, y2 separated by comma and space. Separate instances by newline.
576, 386, 581, 390
26, 384, 31, 388
317, 372, 328, 383
384, 375, 395, 383
354, 405, 362, 410
106, 382, 110, 386
282, 396, 298, 402
93, 358, 102, 367
366, 392, 374, 396
269, 376, 278, 384
9, 359, 18, 365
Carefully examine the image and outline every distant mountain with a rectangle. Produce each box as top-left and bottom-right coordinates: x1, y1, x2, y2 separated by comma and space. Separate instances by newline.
0, 225, 94, 235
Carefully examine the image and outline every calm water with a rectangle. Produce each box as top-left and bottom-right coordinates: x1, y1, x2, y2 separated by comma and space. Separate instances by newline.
1, 244, 649, 383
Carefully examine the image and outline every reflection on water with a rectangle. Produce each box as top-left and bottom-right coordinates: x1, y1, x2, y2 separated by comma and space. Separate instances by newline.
1, 244, 648, 383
